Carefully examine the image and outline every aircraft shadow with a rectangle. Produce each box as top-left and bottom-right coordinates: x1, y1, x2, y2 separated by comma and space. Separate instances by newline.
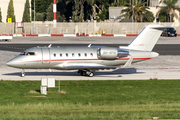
3, 68, 144, 77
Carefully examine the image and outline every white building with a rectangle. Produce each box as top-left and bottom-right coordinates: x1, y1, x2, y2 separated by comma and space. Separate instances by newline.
109, 0, 180, 23
0, 0, 31, 23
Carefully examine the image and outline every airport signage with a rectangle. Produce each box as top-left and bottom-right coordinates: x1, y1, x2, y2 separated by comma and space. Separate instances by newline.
8, 18, 12, 23
15, 22, 24, 27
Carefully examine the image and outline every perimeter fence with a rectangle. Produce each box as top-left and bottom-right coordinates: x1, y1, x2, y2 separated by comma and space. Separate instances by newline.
0, 22, 180, 35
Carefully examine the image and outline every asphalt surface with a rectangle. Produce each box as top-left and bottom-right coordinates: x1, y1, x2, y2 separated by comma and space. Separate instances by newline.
0, 36, 180, 80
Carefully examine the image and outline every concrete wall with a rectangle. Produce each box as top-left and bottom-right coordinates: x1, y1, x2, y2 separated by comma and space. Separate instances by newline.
0, 0, 31, 23
0, 22, 180, 35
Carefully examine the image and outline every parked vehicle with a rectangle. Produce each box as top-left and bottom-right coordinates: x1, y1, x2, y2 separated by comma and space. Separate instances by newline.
161, 27, 177, 37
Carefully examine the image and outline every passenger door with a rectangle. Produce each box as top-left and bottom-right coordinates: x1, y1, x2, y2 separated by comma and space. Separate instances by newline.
41, 48, 50, 64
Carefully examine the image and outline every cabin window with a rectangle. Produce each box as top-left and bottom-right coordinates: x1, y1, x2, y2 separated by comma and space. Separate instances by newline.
60, 53, 62, 57
78, 53, 81, 57
54, 54, 56, 57
21, 52, 35, 56
72, 53, 74, 57
84, 53, 87, 57
66, 53, 68, 57
90, 53, 93, 57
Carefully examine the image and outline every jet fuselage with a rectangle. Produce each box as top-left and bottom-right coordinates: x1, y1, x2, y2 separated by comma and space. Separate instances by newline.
6, 46, 158, 70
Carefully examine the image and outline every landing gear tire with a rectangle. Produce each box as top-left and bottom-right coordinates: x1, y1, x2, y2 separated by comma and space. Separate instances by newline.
21, 73, 25, 77
80, 71, 86, 76
88, 72, 94, 77
21, 69, 25, 77
78, 70, 94, 77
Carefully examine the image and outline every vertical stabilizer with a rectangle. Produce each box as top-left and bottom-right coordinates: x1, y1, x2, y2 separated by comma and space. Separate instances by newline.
127, 24, 164, 51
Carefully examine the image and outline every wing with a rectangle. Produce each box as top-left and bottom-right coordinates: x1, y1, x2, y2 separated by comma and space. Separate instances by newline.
55, 63, 117, 70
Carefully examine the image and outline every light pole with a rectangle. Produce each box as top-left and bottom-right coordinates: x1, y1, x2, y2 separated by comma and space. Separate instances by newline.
132, 0, 134, 23
132, 0, 134, 34
53, 0, 57, 34
34, 0, 35, 34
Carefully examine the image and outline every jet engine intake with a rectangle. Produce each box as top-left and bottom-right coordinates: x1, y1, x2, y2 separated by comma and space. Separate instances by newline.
97, 48, 129, 59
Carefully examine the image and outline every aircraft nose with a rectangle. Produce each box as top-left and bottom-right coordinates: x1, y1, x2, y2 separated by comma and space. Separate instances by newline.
6, 60, 14, 67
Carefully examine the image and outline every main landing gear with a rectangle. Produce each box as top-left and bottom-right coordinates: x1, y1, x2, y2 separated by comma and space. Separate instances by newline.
78, 70, 94, 77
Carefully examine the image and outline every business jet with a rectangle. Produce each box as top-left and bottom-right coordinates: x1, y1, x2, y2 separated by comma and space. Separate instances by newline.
6, 24, 167, 77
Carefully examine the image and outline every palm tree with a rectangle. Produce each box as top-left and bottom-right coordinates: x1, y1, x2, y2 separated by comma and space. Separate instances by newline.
157, 0, 180, 22
121, 0, 154, 22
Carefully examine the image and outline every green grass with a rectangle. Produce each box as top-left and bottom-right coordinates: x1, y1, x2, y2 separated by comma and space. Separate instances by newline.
0, 80, 180, 119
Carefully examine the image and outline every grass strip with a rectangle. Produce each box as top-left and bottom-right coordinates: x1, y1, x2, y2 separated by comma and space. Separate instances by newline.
0, 80, 180, 119
1, 102, 180, 119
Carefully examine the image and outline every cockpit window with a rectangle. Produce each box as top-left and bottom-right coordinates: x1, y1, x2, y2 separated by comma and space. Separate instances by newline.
21, 52, 35, 56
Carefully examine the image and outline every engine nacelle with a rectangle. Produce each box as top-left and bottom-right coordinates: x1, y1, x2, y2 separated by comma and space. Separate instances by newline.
97, 48, 129, 60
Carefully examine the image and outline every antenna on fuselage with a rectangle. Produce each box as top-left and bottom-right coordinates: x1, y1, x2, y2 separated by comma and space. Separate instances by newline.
48, 44, 52, 48
88, 44, 91, 48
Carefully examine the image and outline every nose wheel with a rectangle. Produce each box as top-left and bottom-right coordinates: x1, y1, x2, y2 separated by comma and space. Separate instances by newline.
21, 69, 25, 77
78, 70, 94, 77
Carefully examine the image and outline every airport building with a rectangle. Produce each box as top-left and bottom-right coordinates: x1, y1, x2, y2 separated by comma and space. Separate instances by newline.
109, 0, 180, 23
0, 0, 31, 23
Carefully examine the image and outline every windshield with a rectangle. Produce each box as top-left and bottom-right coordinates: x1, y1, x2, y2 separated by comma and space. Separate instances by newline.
20, 52, 35, 55
167, 28, 175, 31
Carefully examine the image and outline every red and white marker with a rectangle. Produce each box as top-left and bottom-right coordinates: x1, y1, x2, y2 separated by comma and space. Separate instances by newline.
53, 0, 57, 23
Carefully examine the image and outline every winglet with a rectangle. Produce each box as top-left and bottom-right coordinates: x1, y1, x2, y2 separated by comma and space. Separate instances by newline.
121, 56, 133, 68
48, 44, 52, 48
88, 44, 91, 48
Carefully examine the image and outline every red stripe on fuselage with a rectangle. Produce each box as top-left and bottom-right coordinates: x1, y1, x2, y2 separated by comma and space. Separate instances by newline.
21, 58, 151, 63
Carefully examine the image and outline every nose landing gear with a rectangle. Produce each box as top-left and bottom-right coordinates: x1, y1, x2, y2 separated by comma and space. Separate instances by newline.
78, 70, 94, 77
21, 69, 25, 77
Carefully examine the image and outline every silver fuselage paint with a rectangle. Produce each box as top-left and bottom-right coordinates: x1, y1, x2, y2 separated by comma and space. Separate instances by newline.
6, 46, 158, 70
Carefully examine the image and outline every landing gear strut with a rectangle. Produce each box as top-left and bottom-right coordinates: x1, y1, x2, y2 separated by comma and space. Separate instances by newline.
78, 70, 94, 77
21, 69, 25, 77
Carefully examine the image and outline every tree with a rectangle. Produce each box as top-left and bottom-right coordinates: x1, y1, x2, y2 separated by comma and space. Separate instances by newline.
143, 10, 154, 22
121, 0, 154, 22
71, 0, 80, 22
22, 0, 31, 22
36, 12, 46, 21
0, 8, 2, 22
7, 0, 16, 22
84, 0, 94, 21
31, 0, 52, 21
93, 0, 114, 21
157, 0, 180, 22
31, 0, 52, 13
79, 0, 87, 22
158, 8, 168, 22
96, 7, 108, 21
46, 3, 54, 21
111, 0, 129, 6
57, 0, 67, 21
70, 0, 96, 22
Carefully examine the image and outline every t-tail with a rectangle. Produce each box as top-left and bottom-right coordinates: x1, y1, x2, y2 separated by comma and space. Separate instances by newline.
120, 24, 166, 51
